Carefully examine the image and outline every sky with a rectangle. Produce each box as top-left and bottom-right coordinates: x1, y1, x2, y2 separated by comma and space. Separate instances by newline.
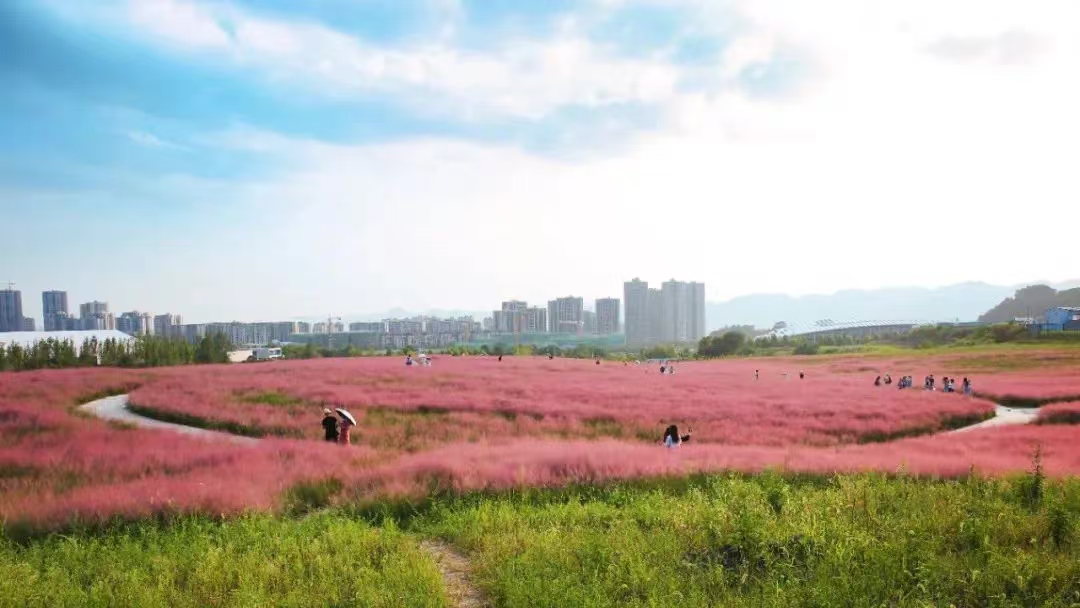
2, 0, 1078, 323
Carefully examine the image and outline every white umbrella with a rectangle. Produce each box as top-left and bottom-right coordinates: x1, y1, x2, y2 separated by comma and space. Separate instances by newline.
335, 408, 357, 426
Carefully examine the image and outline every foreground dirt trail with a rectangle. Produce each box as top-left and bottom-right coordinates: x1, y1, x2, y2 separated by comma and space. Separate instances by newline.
420, 540, 491, 608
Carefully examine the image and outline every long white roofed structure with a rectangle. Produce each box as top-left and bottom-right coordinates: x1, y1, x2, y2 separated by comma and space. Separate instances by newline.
0, 330, 135, 352
755, 320, 937, 341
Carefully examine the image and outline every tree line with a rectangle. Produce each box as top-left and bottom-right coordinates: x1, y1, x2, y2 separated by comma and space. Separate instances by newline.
0, 334, 234, 372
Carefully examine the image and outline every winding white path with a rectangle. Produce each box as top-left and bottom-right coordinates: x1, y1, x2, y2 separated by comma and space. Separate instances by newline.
82, 394, 1038, 446
79, 394, 258, 445
950, 404, 1040, 434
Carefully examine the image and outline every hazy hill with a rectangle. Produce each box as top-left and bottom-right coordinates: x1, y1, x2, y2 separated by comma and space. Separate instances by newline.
978, 285, 1080, 323
705, 281, 1078, 331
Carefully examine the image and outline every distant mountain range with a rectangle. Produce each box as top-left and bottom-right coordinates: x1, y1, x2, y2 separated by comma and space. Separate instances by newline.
705, 280, 1080, 331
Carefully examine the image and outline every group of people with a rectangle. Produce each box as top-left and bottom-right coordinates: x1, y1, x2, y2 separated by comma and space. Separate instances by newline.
321, 408, 356, 445
877, 373, 973, 395
405, 354, 433, 367
659, 363, 676, 375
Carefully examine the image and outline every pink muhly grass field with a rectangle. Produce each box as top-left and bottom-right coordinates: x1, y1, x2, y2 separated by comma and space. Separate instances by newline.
2, 353, 1079, 533
128, 357, 995, 447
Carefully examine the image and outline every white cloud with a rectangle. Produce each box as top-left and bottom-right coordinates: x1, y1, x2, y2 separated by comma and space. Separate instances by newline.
26, 0, 1080, 320
126, 130, 187, 150
117, 0, 698, 119
128, 0, 230, 49
176, 0, 1080, 314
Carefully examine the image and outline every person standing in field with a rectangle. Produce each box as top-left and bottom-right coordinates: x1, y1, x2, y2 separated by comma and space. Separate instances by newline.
338, 415, 355, 446
662, 425, 692, 447
755, 369, 759, 380
799, 371, 805, 379
321, 409, 339, 443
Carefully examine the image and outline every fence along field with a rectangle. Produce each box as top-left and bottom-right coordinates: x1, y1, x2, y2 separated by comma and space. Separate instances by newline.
2, 349, 1080, 534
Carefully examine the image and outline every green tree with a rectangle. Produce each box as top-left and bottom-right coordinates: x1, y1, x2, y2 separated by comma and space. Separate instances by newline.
698, 331, 746, 358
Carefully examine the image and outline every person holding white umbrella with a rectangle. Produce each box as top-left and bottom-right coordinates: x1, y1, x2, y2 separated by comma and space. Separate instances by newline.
336, 408, 357, 446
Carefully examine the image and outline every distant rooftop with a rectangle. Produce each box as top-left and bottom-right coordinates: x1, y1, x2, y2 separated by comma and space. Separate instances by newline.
757, 320, 936, 340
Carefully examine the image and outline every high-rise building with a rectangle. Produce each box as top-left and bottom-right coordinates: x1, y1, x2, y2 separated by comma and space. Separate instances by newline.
79, 301, 115, 331
42, 291, 70, 331
689, 282, 706, 342
154, 314, 183, 339
22, 317, 35, 331
623, 279, 649, 345
500, 300, 529, 333
647, 288, 664, 343
524, 307, 548, 333
547, 296, 584, 334
117, 311, 154, 336
349, 322, 385, 333
0, 287, 24, 333
624, 278, 705, 345
596, 298, 621, 335
583, 310, 597, 334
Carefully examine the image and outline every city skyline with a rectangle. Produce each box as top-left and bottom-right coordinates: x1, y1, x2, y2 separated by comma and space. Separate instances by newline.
4, 1, 1078, 323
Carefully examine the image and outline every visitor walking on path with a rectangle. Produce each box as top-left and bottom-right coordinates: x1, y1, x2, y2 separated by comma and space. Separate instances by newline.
321, 409, 339, 443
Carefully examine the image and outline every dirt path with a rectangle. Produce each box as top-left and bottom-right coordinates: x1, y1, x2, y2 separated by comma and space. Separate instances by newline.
420, 540, 490, 608
950, 404, 1040, 434
79, 394, 258, 445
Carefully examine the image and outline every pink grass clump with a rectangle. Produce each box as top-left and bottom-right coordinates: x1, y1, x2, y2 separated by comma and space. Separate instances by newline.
974, 370, 1080, 404
1037, 401, 1080, 425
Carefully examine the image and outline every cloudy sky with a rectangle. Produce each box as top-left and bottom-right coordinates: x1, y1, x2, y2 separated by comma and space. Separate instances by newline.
2, 0, 1078, 323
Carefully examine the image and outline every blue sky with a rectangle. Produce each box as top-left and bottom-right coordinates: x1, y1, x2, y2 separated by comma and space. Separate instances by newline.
2, 0, 1078, 324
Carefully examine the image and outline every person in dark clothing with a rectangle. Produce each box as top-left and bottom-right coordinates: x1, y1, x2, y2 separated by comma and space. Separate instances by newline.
884, 374, 892, 385
874, 376, 882, 386
662, 424, 692, 447
799, 371, 805, 379
321, 408, 339, 443
660, 365, 666, 375
596, 359, 601, 365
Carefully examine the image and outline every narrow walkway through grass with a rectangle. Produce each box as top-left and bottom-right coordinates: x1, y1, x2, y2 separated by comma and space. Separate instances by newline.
950, 404, 1040, 434
419, 540, 490, 608
79, 394, 258, 445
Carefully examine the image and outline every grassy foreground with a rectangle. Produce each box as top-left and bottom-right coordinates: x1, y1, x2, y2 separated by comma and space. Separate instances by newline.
3, 472, 1080, 607
410, 471, 1080, 607
0, 514, 446, 607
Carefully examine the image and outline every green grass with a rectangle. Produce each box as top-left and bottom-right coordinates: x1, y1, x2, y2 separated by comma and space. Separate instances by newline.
235, 390, 305, 407
0, 513, 447, 608
5, 472, 1080, 607
409, 472, 1080, 607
